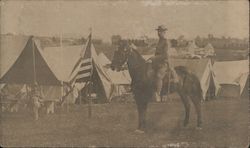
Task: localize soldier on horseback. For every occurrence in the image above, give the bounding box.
[111,29,203,130]
[148,25,169,102]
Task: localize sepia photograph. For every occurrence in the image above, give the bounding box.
[0,0,249,147]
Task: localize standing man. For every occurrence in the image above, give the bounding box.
[30,82,43,120]
[150,25,169,102]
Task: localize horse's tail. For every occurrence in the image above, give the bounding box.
[174,66,203,100]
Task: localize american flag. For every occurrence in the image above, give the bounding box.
[71,33,93,84]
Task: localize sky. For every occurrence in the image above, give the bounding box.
[1,0,249,42]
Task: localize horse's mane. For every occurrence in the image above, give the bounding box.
[131,49,146,64]
[128,48,150,86]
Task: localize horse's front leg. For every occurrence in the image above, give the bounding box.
[135,99,146,133]
[141,101,148,130]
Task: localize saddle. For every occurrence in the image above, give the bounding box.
[145,62,179,84]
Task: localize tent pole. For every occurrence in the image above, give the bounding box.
[79,88,82,105]
[31,37,37,84]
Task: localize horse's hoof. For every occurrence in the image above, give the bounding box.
[195,127,202,130]
[134,129,145,134]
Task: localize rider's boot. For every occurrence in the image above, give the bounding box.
[153,92,161,102]
[154,77,163,102]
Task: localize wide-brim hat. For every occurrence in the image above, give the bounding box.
[156,25,167,32]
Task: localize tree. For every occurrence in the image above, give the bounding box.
[170,39,178,47]
[111,35,122,45]
[208,34,214,39]
[177,35,185,41]
[195,35,202,47]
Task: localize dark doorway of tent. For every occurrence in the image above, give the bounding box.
[75,65,107,104]
[206,73,217,101]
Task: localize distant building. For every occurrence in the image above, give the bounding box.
[111,35,122,45]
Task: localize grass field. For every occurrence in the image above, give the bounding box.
[1,96,249,147]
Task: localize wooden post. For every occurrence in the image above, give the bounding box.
[88,82,92,118]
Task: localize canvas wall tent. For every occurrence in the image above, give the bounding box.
[69,44,115,102]
[240,75,249,98]
[142,55,220,100]
[1,36,112,103]
[42,45,88,103]
[0,84,27,111]
[204,43,215,56]
[0,84,25,98]
[43,45,83,82]
[98,52,111,66]
[0,84,66,102]
[98,53,131,85]
[213,60,249,98]
[0,84,5,91]
[0,35,61,85]
[43,44,126,102]
[98,53,131,97]
[186,41,199,54]
[0,35,79,102]
[217,84,241,98]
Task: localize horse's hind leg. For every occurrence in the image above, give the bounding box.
[135,100,147,132]
[179,93,190,127]
[190,95,202,128]
[140,101,148,130]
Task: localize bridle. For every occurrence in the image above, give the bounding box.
[114,45,133,71]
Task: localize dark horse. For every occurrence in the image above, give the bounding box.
[111,42,203,133]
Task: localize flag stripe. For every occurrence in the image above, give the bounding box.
[75,77,91,83]
[81,61,92,67]
[71,33,92,84]
[81,58,92,63]
[78,65,92,71]
[76,72,91,79]
[77,69,92,75]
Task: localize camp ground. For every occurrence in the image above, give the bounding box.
[0,35,248,147]
[1,1,249,147]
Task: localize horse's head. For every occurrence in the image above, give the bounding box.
[111,40,135,71]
